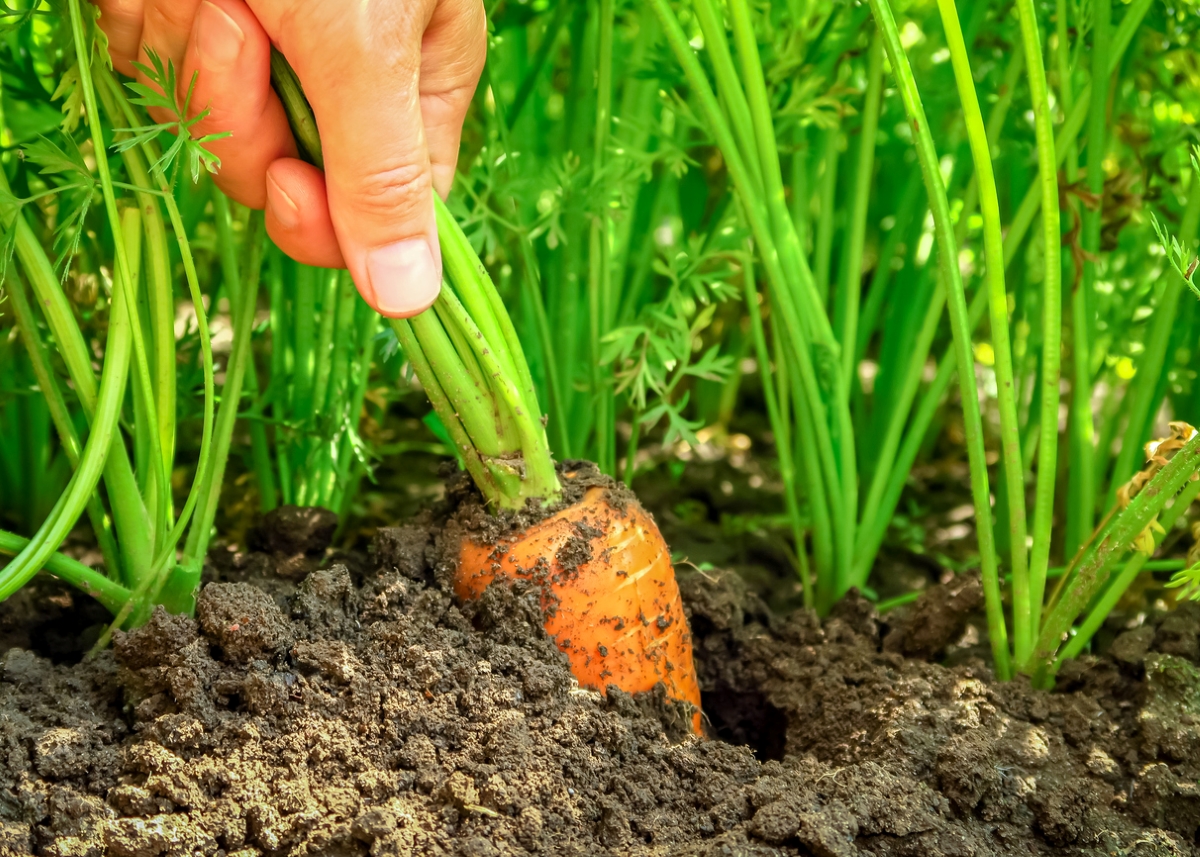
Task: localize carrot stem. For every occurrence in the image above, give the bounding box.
[270,55,560,509]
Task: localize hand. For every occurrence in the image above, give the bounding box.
[94,0,488,317]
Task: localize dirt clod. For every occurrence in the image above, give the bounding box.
[245,505,339,579]
[1110,625,1157,666]
[195,582,291,663]
[249,505,338,556]
[883,571,983,660]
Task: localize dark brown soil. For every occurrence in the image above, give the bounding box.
[3,497,1200,855]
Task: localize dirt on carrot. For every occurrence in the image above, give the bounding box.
[454,466,701,734]
[3,495,1200,855]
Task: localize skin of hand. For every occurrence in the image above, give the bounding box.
[92,0,487,318]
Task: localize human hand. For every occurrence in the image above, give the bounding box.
[93,0,487,317]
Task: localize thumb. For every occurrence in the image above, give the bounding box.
[254,1,445,316]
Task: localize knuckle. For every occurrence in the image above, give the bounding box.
[420,0,487,102]
[144,0,198,34]
[421,84,474,119]
[350,160,431,221]
[96,0,144,31]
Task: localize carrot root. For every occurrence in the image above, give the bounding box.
[456,486,703,734]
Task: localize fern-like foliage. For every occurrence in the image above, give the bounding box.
[1150,146,1200,302]
[601,227,739,447]
[0,1,46,33]
[114,48,230,184]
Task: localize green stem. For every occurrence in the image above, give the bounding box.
[271,48,322,167]
[936,0,1030,667]
[672,0,847,600]
[850,0,1150,590]
[1054,0,1077,179]
[94,68,177,483]
[5,198,152,587]
[588,0,616,475]
[956,44,1025,251]
[66,5,170,558]
[854,171,923,366]
[868,0,1011,679]
[854,288,990,583]
[117,206,170,537]
[330,305,378,513]
[212,190,277,511]
[813,125,840,305]
[0,529,130,614]
[507,1,571,127]
[789,131,809,250]
[92,62,218,583]
[0,225,134,602]
[1014,0,1063,668]
[267,251,293,505]
[417,302,512,458]
[441,285,559,501]
[1057,476,1200,667]
[728,0,829,336]
[517,231,570,457]
[479,60,571,458]
[292,264,318,426]
[771,309,832,590]
[856,271,946,578]
[836,33,883,390]
[744,248,813,610]
[309,271,342,447]
[318,274,366,508]
[1001,0,1153,272]
[1065,0,1110,563]
[390,317,498,498]
[173,212,266,609]
[1032,432,1200,681]
[4,268,121,577]
[13,6,157,589]
[726,0,854,587]
[435,197,542,445]
[692,0,765,194]
[789,355,834,607]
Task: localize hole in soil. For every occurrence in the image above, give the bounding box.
[1,583,110,665]
[28,614,105,664]
[702,687,787,761]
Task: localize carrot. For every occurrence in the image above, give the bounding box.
[270,60,703,734]
[457,483,703,734]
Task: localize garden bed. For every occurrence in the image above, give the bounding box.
[2,486,1199,857]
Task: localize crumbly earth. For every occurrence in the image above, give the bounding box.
[2,501,1200,855]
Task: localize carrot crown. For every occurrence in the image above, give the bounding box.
[271,55,561,510]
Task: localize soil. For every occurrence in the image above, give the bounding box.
[4,477,1200,855]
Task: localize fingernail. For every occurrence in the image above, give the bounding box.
[367,238,442,317]
[266,174,299,229]
[196,1,244,70]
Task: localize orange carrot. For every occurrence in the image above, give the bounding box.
[456,484,703,734]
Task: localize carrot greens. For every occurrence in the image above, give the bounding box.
[271,56,561,512]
